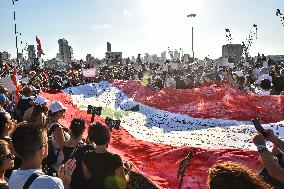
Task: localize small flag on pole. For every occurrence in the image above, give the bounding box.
[12,66,21,102]
[36,36,45,57]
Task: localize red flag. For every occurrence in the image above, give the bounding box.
[12,67,21,102]
[36,36,45,57]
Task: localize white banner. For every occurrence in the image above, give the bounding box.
[82,68,97,78]
[0,77,16,93]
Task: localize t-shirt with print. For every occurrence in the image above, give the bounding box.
[8,169,64,189]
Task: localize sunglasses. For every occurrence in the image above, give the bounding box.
[2,153,15,160]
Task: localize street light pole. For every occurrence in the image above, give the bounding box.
[192,26,194,59]
[12,0,19,64]
[187,14,196,59]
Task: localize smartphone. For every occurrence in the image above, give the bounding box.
[252,118,267,137]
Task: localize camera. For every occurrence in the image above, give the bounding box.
[87,105,102,116]
[105,117,120,131]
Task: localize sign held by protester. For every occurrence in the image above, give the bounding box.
[82,68,97,78]
[0,77,16,92]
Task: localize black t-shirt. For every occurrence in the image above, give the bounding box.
[82,151,123,189]
[69,145,94,189]
[273,76,284,94]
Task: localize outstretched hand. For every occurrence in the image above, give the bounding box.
[58,159,76,188]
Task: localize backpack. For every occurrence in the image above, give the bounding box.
[42,123,60,167]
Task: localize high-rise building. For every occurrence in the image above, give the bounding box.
[86,54,92,62]
[58,38,73,64]
[0,51,11,66]
[27,45,36,60]
[161,51,166,62]
[107,42,111,52]
[222,44,243,62]
[151,54,158,62]
[174,50,180,60]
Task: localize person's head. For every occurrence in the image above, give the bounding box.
[88,122,110,146]
[237,76,246,87]
[208,162,272,189]
[0,112,13,138]
[260,79,272,90]
[30,96,49,124]
[82,149,124,188]
[0,87,8,96]
[0,94,7,108]
[70,118,85,139]
[11,124,48,162]
[22,86,33,97]
[48,101,67,120]
[0,140,14,172]
[30,105,47,125]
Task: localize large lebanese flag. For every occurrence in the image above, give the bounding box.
[42,81,284,189]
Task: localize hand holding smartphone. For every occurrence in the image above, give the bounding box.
[252,118,267,138]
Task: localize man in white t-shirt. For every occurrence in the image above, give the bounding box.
[9,124,75,189]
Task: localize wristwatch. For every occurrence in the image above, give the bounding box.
[256,145,267,152]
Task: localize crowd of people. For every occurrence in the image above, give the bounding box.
[0,53,283,188]
[0,96,133,189]
[1,53,283,96]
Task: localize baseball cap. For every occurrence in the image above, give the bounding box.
[34,96,49,105]
[232,71,244,77]
[0,94,7,102]
[49,101,67,113]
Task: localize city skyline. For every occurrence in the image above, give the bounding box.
[0,0,283,60]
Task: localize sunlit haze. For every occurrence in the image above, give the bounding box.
[0,0,283,60]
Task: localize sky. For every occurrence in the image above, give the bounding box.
[0,0,283,60]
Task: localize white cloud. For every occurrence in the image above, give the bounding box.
[92,24,112,30]
[123,9,131,16]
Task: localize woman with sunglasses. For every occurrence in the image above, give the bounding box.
[0,140,15,189]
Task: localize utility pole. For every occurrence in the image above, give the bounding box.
[187,14,197,59]
[12,0,19,65]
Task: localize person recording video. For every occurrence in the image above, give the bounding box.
[252,129,284,188]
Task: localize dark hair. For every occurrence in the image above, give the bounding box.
[260,79,272,90]
[22,86,32,96]
[70,118,85,138]
[81,151,122,188]
[0,112,9,137]
[0,140,9,165]
[12,124,46,160]
[48,109,65,119]
[208,162,272,189]
[88,122,110,146]
[30,104,48,123]
[237,76,246,85]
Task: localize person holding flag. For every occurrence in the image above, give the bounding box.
[36,36,45,58]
